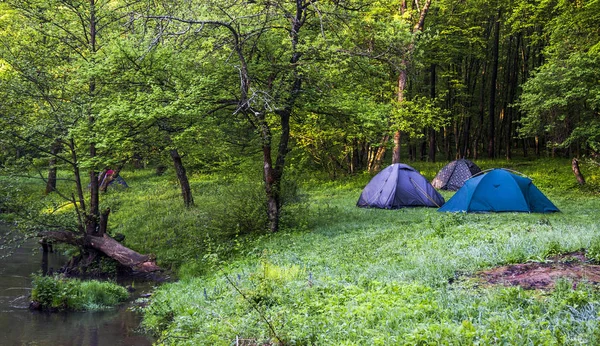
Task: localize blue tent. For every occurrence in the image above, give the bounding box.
[357,163,445,209]
[438,169,559,213]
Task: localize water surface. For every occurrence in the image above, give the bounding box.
[0,222,153,346]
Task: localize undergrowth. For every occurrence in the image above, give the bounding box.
[31,274,129,311]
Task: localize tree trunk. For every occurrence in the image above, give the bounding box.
[351,139,359,173]
[475,61,487,160]
[428,64,436,162]
[461,116,471,159]
[86,161,99,236]
[40,205,161,274]
[260,119,280,233]
[410,144,417,161]
[520,35,529,158]
[260,1,305,233]
[393,65,407,164]
[86,0,99,236]
[506,35,520,161]
[170,149,194,208]
[392,129,402,164]
[488,12,500,159]
[370,135,389,172]
[45,157,57,195]
[40,210,160,274]
[444,126,451,161]
[260,80,295,234]
[572,158,586,185]
[98,208,110,236]
[428,130,436,162]
[454,120,460,159]
[392,0,432,164]
[45,140,61,194]
[68,138,86,217]
[420,133,427,161]
[86,234,160,272]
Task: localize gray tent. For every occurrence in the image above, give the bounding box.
[357,163,445,209]
[431,159,481,191]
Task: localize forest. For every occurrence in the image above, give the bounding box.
[1,0,600,344]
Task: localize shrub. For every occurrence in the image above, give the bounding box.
[31,275,60,308]
[31,274,128,311]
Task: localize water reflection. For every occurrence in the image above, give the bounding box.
[0,223,153,346]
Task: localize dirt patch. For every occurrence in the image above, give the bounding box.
[477,252,600,289]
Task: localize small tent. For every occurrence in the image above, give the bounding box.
[438,169,559,213]
[357,163,445,209]
[99,169,129,189]
[109,175,129,188]
[431,159,481,191]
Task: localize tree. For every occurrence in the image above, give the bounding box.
[519,0,600,158]
[0,0,160,274]
[142,0,368,232]
[391,0,433,164]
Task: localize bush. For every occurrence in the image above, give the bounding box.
[31,274,129,311]
[31,275,60,308]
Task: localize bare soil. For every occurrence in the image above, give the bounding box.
[477,251,600,289]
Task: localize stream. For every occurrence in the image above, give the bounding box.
[0,222,154,346]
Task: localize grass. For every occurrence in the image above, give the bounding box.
[130,158,600,344]
[4,157,600,343]
[31,274,129,311]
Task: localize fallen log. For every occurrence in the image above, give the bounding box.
[86,234,160,272]
[39,230,83,247]
[39,230,161,273]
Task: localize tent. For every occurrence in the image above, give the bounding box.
[109,175,129,188]
[431,159,481,191]
[99,170,129,189]
[438,169,559,213]
[357,163,445,209]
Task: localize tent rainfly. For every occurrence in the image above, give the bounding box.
[357,163,445,209]
[431,159,481,191]
[438,169,559,213]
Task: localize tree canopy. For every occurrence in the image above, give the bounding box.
[1,0,599,237]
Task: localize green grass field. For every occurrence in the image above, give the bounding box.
[124,158,600,345]
[4,158,600,344]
